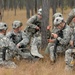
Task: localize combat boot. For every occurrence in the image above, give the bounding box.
[50,59,56,65]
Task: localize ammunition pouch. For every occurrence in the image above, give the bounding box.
[28,26,40,35]
[27,26,34,33]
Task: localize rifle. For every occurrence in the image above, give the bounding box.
[2,47,8,60]
[53,30,63,61]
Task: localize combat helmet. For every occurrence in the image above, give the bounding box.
[12,20,22,29]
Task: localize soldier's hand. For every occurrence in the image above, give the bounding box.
[16,44,20,48]
[36,26,40,30]
[52,33,58,38]
[70,40,74,47]
[47,25,51,30]
[48,39,54,43]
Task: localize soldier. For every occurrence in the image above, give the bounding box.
[48,17,72,63]
[6,20,32,59]
[0,22,17,67]
[65,18,75,70]
[25,8,42,36]
[24,8,42,45]
[65,36,74,70]
[6,20,29,48]
[52,12,63,28]
[45,12,63,54]
[25,8,43,58]
[62,9,75,70]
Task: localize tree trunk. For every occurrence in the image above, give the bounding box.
[41,0,49,48]
[35,0,37,13]
[25,0,31,19]
[73,0,75,7]
[37,0,42,9]
[0,0,3,21]
[52,0,57,14]
[14,0,17,16]
[30,0,35,16]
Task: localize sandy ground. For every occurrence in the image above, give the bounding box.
[0,8,75,75]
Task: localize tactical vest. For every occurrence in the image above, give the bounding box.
[32,16,41,28]
[32,16,41,34]
[10,31,23,45]
[26,16,41,35]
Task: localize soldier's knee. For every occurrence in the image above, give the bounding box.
[49,46,54,52]
[65,49,72,55]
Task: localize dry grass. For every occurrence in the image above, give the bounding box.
[0,56,75,75]
[0,8,75,75]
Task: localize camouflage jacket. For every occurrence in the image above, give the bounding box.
[66,8,75,25]
[6,30,30,46]
[25,15,41,35]
[26,15,41,28]
[0,33,16,50]
[57,25,72,46]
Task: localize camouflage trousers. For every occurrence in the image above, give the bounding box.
[5,50,16,60]
[6,48,33,60]
[31,35,43,58]
[49,45,65,61]
[45,43,54,54]
[65,49,74,68]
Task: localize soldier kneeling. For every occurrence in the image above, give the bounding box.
[0,22,17,68]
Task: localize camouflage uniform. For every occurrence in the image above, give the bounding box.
[31,32,43,58]
[45,12,63,54]
[6,21,32,59]
[26,15,41,32]
[0,22,16,64]
[25,9,43,58]
[65,20,75,70]
[65,49,74,70]
[45,27,59,54]
[66,8,75,25]
[49,17,72,62]
[6,30,30,48]
[6,21,30,47]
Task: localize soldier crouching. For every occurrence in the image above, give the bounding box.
[6,20,33,60]
[25,8,44,60]
[65,33,75,70]
[0,22,17,68]
[48,17,72,64]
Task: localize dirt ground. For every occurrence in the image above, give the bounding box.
[0,8,75,75]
